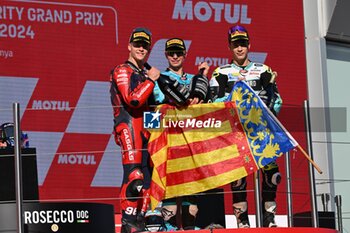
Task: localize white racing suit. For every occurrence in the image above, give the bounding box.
[210,61,282,228]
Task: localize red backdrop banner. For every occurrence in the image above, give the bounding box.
[0,0,309,214]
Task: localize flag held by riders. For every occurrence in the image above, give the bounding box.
[148,81,297,209]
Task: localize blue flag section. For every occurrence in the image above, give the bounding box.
[229,81,298,168]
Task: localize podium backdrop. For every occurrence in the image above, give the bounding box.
[0,148,39,201]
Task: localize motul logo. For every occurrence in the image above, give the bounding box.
[172,0,251,24]
[58,154,97,165]
[32,100,71,111]
[195,57,229,67]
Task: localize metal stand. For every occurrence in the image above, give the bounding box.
[303,100,319,228]
[13,103,24,233]
[321,193,330,212]
[254,171,262,227]
[335,195,343,233]
[285,151,293,227]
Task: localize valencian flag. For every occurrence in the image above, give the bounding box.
[148,81,298,209]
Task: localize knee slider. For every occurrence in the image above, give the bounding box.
[271,172,281,186]
[126,169,144,199]
[264,172,281,187]
[263,162,281,187]
[231,178,246,190]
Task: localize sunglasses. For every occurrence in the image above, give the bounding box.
[231,40,249,48]
[166,51,185,57]
[132,41,150,50]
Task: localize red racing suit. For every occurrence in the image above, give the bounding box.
[110,61,155,223]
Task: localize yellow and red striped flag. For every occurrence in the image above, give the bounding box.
[148,101,258,209]
[148,81,298,209]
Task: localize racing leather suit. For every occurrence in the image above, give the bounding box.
[210,61,282,227]
[153,69,199,230]
[110,61,155,225]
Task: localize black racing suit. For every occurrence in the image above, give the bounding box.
[210,61,282,227]
[153,69,199,230]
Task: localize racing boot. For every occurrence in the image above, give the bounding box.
[263,201,277,227]
[233,201,250,228]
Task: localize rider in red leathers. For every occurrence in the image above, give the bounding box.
[110,27,160,233]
